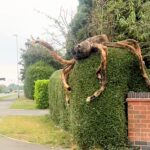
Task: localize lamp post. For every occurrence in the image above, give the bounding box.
[13,34,20,99]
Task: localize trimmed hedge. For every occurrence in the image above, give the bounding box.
[48,49,149,149]
[48,70,69,130]
[34,80,49,109]
[24,61,55,99]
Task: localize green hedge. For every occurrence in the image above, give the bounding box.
[34,80,49,109]
[24,61,55,99]
[48,49,149,149]
[48,70,69,130]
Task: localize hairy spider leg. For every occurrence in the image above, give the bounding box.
[86,44,108,102]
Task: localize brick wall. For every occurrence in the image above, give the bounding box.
[127,92,150,150]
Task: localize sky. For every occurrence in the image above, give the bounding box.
[0,0,78,85]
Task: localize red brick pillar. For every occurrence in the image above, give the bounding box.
[127,92,150,150]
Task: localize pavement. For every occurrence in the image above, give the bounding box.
[0,136,54,150]
[0,95,67,150]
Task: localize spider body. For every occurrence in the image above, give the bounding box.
[73,34,109,60]
[32,34,150,104]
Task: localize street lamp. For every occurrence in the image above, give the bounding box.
[13,34,20,98]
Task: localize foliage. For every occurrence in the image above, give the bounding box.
[67,0,150,60]
[20,41,61,80]
[34,80,49,109]
[0,83,22,93]
[48,70,69,130]
[71,0,92,41]
[24,61,55,99]
[48,49,149,149]
[90,0,150,58]
[65,0,92,58]
[0,84,7,93]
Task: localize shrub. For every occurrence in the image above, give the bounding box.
[34,80,49,109]
[48,70,69,130]
[24,61,55,99]
[48,48,149,149]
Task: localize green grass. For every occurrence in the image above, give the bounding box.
[0,116,73,148]
[0,93,17,101]
[10,97,37,110]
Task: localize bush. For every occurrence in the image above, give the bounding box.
[24,61,55,99]
[48,49,149,149]
[34,80,49,109]
[48,70,69,130]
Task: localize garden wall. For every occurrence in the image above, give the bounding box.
[127,92,150,150]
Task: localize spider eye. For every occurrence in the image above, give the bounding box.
[77,44,81,48]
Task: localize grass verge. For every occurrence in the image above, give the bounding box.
[0,93,17,101]
[0,116,72,148]
[10,97,37,109]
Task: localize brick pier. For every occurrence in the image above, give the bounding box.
[127,92,150,150]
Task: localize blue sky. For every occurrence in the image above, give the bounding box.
[0,0,78,85]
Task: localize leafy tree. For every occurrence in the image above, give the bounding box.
[7,84,18,92]
[90,0,150,49]
[65,0,92,58]
[72,0,149,67]
[0,85,7,93]
[24,61,55,99]
[20,40,62,80]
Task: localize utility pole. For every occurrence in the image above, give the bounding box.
[13,34,20,99]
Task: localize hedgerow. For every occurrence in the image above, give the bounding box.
[48,70,69,130]
[24,61,55,99]
[48,48,149,149]
[34,80,49,109]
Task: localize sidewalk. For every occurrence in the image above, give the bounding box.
[0,136,66,150]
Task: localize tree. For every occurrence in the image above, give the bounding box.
[7,84,18,92]
[0,85,7,93]
[90,0,150,48]
[65,0,92,58]
[20,40,61,80]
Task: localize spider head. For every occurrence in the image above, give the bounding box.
[73,41,92,60]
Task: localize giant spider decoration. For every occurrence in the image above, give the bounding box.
[32,34,150,104]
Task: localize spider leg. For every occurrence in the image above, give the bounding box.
[96,64,102,81]
[32,38,75,65]
[86,44,108,102]
[61,63,75,104]
[105,40,150,88]
[31,38,76,104]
